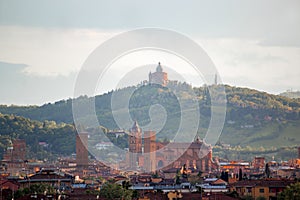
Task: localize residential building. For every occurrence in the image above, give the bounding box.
[19,169,73,189]
[230,179,296,200]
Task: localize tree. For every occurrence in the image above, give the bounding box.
[175,169,181,184]
[100,182,132,200]
[265,163,271,178]
[220,171,229,182]
[122,180,131,190]
[197,170,203,177]
[239,168,243,181]
[14,184,55,199]
[221,171,225,181]
[277,182,300,200]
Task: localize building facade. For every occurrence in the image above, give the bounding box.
[252,157,265,172]
[156,139,213,172]
[127,121,214,173]
[149,62,168,86]
[230,179,296,200]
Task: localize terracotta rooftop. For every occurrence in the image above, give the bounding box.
[231,179,296,188]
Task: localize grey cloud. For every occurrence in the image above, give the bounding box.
[1,0,300,46]
[0,61,76,105]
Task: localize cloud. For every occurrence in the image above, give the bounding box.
[199,38,300,93]
[0,25,299,105]
[1,1,300,47]
[0,26,118,76]
[0,61,77,105]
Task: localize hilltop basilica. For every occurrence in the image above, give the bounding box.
[148,62,169,86]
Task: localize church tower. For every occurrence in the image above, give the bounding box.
[128,121,142,169]
[144,131,156,172]
[76,132,89,168]
[214,73,218,85]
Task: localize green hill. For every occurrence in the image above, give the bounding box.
[0,113,76,160]
[0,83,299,160]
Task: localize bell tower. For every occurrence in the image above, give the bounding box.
[128,121,142,169]
[144,130,156,172]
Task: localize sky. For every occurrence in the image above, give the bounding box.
[0,0,300,105]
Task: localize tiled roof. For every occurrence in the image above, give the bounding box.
[231,179,296,188]
[18,170,72,183]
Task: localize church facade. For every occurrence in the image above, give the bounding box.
[148,62,168,86]
[127,121,215,173]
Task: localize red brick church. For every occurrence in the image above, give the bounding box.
[128,121,216,173]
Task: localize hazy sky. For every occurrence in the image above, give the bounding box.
[0,0,300,105]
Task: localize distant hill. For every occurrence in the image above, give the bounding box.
[279,90,300,99]
[0,83,299,153]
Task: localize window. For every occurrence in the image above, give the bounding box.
[269,188,277,193]
[259,188,264,193]
[246,187,252,193]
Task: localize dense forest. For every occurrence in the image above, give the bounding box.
[0,83,299,161]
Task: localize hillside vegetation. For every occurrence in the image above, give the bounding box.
[0,83,299,160]
[0,113,76,160]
